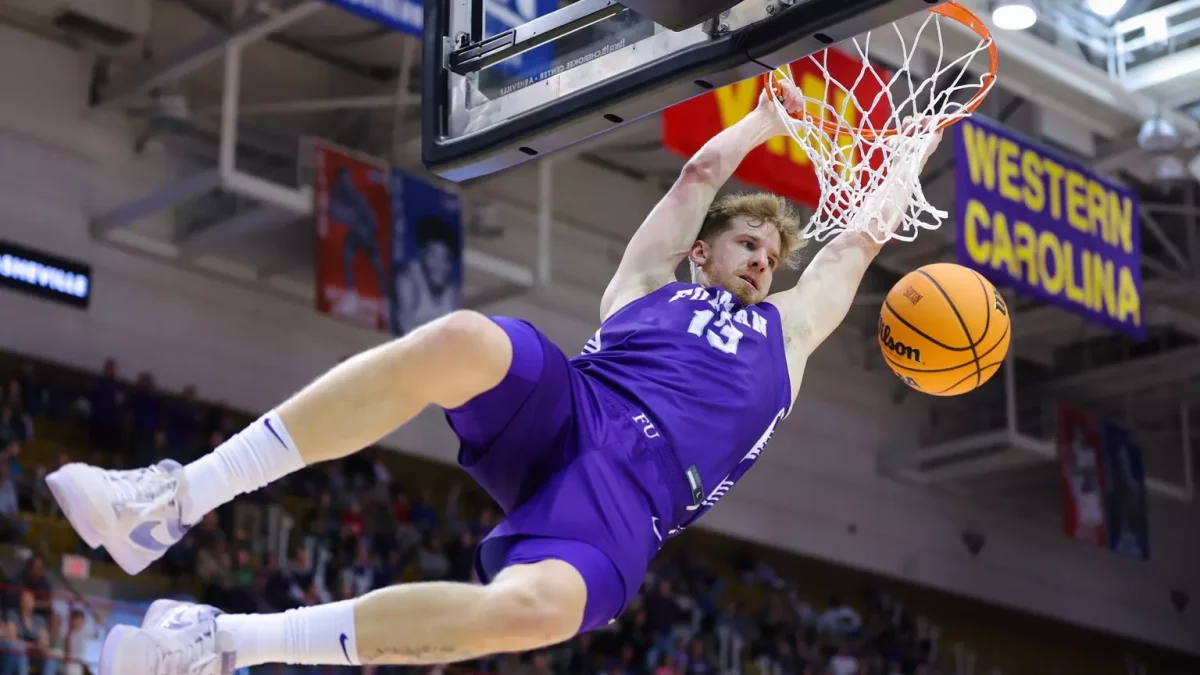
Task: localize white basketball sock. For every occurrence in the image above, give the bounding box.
[217,601,360,668]
[181,410,306,525]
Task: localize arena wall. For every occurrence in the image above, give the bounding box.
[0,24,1196,654]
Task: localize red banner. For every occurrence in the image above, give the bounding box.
[661,48,892,210]
[313,142,393,332]
[1056,403,1110,548]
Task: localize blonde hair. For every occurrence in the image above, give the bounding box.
[697,192,807,269]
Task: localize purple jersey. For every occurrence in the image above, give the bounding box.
[572,282,792,538]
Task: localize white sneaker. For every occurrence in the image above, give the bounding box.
[101,601,235,675]
[45,460,193,575]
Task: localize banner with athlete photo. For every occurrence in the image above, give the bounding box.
[1056,404,1109,549]
[954,114,1143,340]
[388,172,464,336]
[313,142,393,332]
[1100,422,1150,561]
[661,48,893,211]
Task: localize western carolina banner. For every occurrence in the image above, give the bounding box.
[389,171,464,336]
[662,48,892,211]
[955,115,1143,339]
[1056,404,1109,549]
[1100,422,1151,561]
[314,142,393,332]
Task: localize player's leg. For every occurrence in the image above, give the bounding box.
[46,309,513,575]
[100,558,589,675]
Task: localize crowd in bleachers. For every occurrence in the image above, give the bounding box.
[1,353,1189,675]
[0,354,946,675]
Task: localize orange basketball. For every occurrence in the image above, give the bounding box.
[879,262,1011,396]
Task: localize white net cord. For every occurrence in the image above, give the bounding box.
[769,10,995,244]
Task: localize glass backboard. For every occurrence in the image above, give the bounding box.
[422,0,951,182]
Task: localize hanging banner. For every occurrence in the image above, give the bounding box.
[389,172,464,336]
[1056,404,1109,549]
[313,142,393,332]
[661,48,892,211]
[1100,422,1151,561]
[954,115,1144,340]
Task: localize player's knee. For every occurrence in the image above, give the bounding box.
[417,310,512,407]
[474,578,580,653]
[426,310,494,349]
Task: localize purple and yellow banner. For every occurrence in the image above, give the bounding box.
[954,115,1143,340]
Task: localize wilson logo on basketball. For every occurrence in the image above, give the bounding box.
[878,319,922,363]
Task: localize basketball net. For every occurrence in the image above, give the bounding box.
[767,2,997,244]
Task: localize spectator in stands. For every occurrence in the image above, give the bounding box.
[164,385,202,459]
[446,529,475,582]
[342,541,375,597]
[340,498,366,539]
[41,611,62,675]
[830,642,860,675]
[0,462,26,544]
[143,429,171,467]
[15,558,50,623]
[6,378,34,421]
[417,535,449,581]
[27,466,52,517]
[409,487,438,535]
[62,609,86,675]
[196,535,233,596]
[128,372,162,457]
[161,529,197,590]
[1,590,46,675]
[191,512,226,552]
[821,594,863,638]
[86,358,124,455]
[0,407,28,447]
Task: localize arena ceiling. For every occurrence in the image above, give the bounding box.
[0,0,1195,514]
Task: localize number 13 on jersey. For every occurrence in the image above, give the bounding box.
[688,310,743,354]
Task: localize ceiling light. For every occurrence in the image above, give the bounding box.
[1153,155,1187,183]
[992,1,1038,31]
[1138,116,1181,152]
[1086,0,1127,18]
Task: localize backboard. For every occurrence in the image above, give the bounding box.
[422,0,951,182]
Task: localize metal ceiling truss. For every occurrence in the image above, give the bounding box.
[88,0,541,291]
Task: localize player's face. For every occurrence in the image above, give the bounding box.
[421,241,455,289]
[691,217,781,304]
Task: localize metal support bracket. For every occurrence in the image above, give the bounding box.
[447,0,624,75]
[93,0,324,109]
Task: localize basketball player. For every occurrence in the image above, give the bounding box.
[393,215,462,336]
[330,166,387,320]
[45,79,942,675]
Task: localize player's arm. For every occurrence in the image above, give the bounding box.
[772,230,886,354]
[769,123,943,354]
[600,92,789,320]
